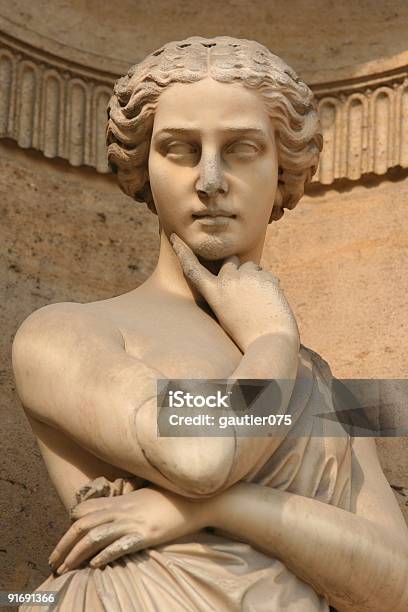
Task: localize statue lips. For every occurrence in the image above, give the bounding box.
[192,209,236,228]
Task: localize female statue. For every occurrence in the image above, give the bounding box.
[12,36,408,611]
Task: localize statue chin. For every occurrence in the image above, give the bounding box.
[189,235,237,263]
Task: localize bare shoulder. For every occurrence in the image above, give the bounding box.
[14,300,122,345]
[12,301,126,415]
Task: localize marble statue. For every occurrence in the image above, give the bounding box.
[12,36,408,611]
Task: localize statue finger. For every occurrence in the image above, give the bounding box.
[169,233,214,295]
[49,510,114,570]
[239,261,263,272]
[89,532,145,569]
[121,477,143,494]
[75,476,112,504]
[218,255,241,278]
[55,521,134,575]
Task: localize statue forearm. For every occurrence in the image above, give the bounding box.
[229,332,298,415]
[134,333,299,495]
[210,482,408,612]
[231,332,299,380]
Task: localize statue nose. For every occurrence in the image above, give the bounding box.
[195,154,228,197]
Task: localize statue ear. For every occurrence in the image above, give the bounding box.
[269,182,284,224]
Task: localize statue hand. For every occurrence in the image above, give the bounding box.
[48,486,212,573]
[73,476,142,507]
[170,233,299,352]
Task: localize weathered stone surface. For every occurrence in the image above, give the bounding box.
[1,2,408,182]
[1,0,407,79]
[263,171,408,380]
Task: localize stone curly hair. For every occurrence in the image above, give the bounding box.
[107,36,322,222]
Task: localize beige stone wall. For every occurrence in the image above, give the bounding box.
[1,139,407,594]
[2,2,408,182]
[1,0,408,77]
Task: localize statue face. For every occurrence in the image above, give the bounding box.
[148,77,279,260]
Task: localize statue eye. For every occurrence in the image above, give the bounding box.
[166,142,198,157]
[225,141,260,156]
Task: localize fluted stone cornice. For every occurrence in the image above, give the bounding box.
[1,18,407,184]
[313,67,408,184]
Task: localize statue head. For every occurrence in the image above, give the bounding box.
[107,36,322,224]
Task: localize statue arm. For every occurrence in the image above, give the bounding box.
[12,302,211,495]
[208,436,408,612]
[25,415,138,511]
[12,302,297,498]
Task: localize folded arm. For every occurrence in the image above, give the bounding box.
[12,302,298,498]
[207,436,408,612]
[46,433,408,612]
